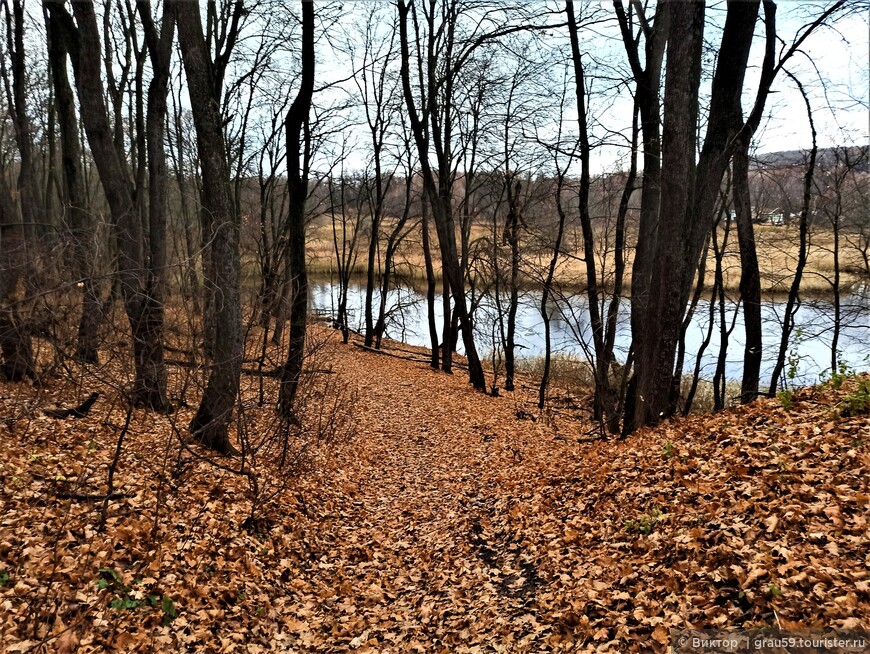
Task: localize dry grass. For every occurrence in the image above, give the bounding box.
[514,353,757,417]
[305,216,867,296]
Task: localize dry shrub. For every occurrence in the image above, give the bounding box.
[677,376,745,414]
[235,329,357,529]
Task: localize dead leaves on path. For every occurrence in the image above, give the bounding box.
[1,334,868,652]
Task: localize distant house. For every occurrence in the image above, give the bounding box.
[754,207,784,225]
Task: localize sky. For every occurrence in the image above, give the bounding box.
[753,2,869,153]
[578,0,870,172]
[299,0,869,177]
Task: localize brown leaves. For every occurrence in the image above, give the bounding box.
[1,336,869,652]
[55,630,79,654]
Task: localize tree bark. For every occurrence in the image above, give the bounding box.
[503,176,520,392]
[46,6,100,364]
[769,74,816,394]
[0,174,33,381]
[278,0,315,421]
[4,0,41,239]
[136,0,175,411]
[421,195,440,369]
[568,0,616,428]
[614,0,668,432]
[629,0,760,430]
[46,0,168,408]
[397,0,486,390]
[732,140,763,402]
[175,0,243,451]
[630,0,705,430]
[374,173,413,349]
[0,0,35,380]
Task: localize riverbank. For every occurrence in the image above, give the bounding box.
[305,220,869,298]
[308,279,870,387]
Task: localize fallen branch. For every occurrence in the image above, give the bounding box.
[42,392,100,419]
[164,358,333,377]
[55,490,132,501]
[353,342,431,365]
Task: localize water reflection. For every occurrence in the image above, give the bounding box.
[310,279,869,384]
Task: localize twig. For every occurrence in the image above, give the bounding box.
[99,406,133,531]
[55,491,131,501]
[42,392,100,419]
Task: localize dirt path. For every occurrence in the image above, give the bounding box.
[291,341,586,651]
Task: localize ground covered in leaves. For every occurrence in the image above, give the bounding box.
[1,328,868,652]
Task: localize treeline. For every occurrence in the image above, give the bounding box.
[0,0,867,444]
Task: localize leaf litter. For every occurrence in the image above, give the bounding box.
[0,328,868,652]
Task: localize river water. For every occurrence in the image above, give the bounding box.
[310,279,869,385]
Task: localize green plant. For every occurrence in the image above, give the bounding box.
[0,570,9,587]
[110,596,145,610]
[784,328,804,387]
[767,583,782,597]
[838,379,870,417]
[96,567,124,590]
[625,508,665,535]
[777,390,794,411]
[662,441,677,459]
[95,567,176,623]
[820,357,858,391]
[161,595,178,625]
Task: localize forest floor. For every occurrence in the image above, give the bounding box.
[1,326,869,653]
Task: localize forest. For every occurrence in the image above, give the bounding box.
[0,0,868,652]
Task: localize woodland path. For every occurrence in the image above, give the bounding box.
[1,330,867,653]
[290,340,589,650]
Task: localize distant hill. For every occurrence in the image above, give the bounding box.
[752,145,870,171]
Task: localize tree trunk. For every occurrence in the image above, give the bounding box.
[46,8,101,364]
[0,174,34,381]
[440,274,452,373]
[504,176,520,392]
[614,0,668,430]
[47,0,168,408]
[568,0,614,426]
[712,212,733,411]
[278,0,314,421]
[5,0,41,240]
[630,0,705,429]
[630,0,759,430]
[175,0,242,451]
[374,174,413,349]
[397,0,485,390]
[421,196,440,370]
[732,139,763,402]
[0,0,35,380]
[136,0,175,411]
[539,173,568,409]
[363,173,381,348]
[769,75,816,395]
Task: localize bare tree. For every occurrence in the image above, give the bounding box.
[768,73,816,395]
[174,0,244,451]
[0,0,36,380]
[45,0,169,408]
[278,0,314,421]
[45,1,101,364]
[626,0,704,430]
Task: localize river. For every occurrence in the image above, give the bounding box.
[309,279,869,385]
